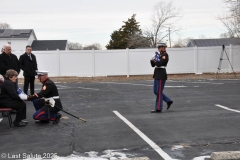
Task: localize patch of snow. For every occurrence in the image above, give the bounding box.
[192,156,210,160]
[24,149,135,160]
[171,145,184,151]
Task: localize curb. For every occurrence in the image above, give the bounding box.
[211,151,240,160]
[122,157,150,160]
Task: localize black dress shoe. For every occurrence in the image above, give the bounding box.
[35,120,50,123]
[21,120,28,124]
[167,101,173,110]
[14,120,28,124]
[151,110,161,113]
[53,113,62,124]
[13,121,27,127]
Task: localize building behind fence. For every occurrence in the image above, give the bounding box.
[13,45,240,78]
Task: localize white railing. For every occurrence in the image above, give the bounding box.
[13,45,240,78]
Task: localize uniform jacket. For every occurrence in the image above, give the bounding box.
[0,78,22,104]
[19,53,38,76]
[0,52,20,75]
[150,51,169,80]
[29,78,63,112]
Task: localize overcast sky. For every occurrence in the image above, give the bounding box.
[1,0,227,49]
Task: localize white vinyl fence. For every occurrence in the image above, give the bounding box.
[13,45,240,78]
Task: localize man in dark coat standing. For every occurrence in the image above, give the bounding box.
[0,44,20,93]
[150,43,173,113]
[19,45,38,95]
[0,44,20,78]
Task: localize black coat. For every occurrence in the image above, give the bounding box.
[150,51,169,80]
[0,79,22,104]
[19,53,38,76]
[0,52,20,75]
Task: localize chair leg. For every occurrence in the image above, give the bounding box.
[7,112,12,129]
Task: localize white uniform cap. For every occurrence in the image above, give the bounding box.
[36,70,49,76]
[157,43,167,48]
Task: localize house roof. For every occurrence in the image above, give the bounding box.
[31,40,68,51]
[0,29,36,39]
[187,38,240,47]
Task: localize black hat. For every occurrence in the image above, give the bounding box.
[157,43,167,48]
[36,70,48,76]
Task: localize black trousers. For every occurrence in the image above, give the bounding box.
[23,76,35,95]
[0,101,26,122]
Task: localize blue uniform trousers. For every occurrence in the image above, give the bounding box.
[33,99,57,121]
[154,79,171,111]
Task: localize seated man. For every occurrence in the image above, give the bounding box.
[0,70,27,127]
[27,71,62,123]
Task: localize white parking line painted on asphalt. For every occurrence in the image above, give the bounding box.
[165,86,187,88]
[215,104,240,113]
[78,87,99,91]
[113,111,174,160]
[35,87,70,90]
[56,85,71,88]
[99,82,188,88]
[99,82,153,86]
[168,80,223,85]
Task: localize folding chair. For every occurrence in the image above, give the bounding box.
[0,108,13,128]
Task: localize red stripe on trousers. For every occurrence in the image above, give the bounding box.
[158,80,162,110]
[36,111,45,119]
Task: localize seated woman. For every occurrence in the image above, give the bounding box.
[0,69,27,127]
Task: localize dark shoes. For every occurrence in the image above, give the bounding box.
[167,101,173,110]
[35,120,50,123]
[21,120,28,124]
[53,113,62,124]
[151,110,161,113]
[13,121,27,127]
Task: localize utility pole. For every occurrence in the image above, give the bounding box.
[167,28,171,48]
[238,0,240,27]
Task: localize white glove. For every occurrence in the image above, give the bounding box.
[19,93,28,100]
[45,97,55,107]
[151,54,155,60]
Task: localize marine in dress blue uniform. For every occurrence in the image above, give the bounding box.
[27,71,62,123]
[150,43,173,113]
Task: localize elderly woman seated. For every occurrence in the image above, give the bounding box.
[0,69,27,127]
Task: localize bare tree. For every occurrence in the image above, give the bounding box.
[144,1,181,48]
[217,0,240,38]
[68,42,83,50]
[172,37,191,48]
[83,43,102,50]
[127,33,151,48]
[198,34,207,39]
[0,22,11,29]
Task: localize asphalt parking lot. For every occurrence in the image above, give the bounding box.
[1,79,240,160]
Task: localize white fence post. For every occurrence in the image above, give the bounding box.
[126,48,129,77]
[229,44,233,73]
[92,48,95,77]
[194,46,198,74]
